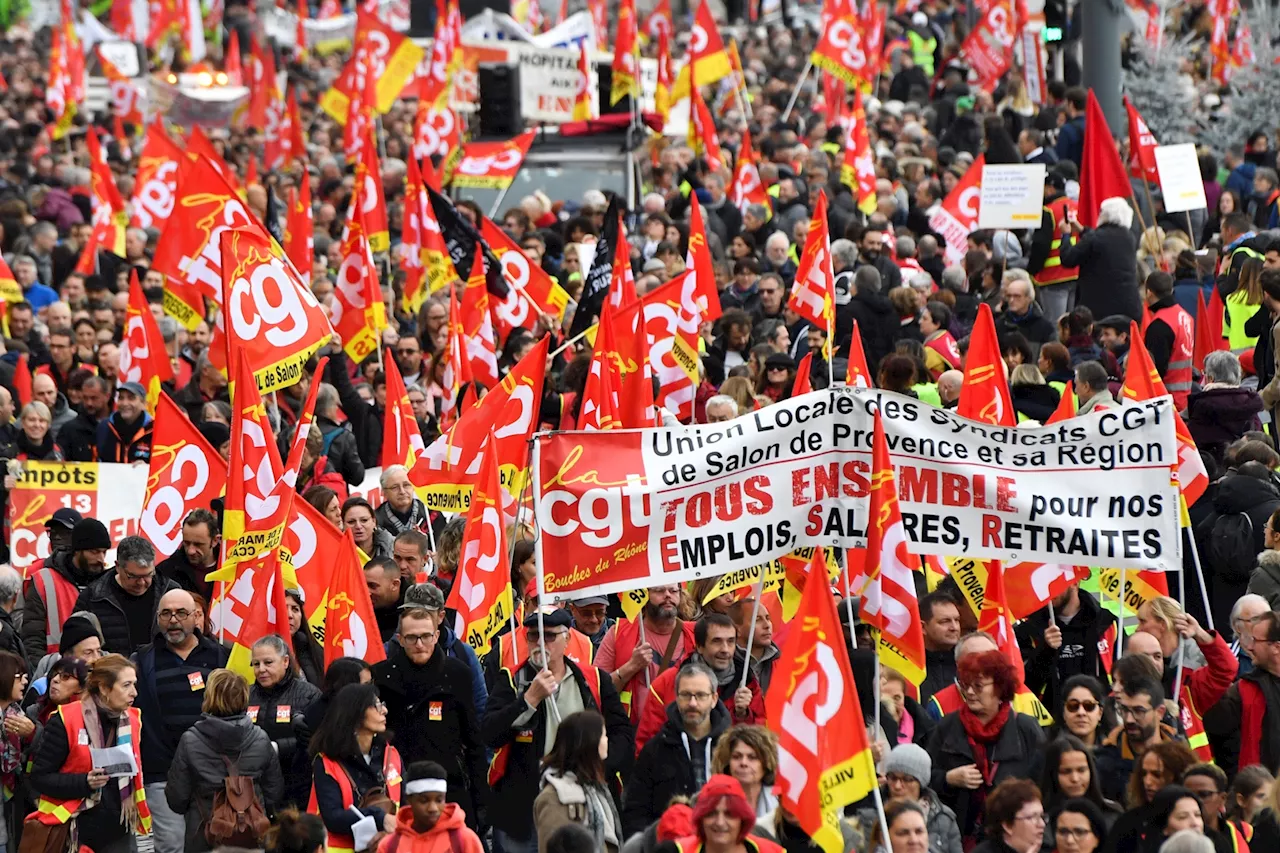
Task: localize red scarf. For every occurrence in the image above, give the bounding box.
[958,701,1012,845]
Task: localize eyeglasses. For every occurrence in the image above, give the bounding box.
[885,773,918,786]
[121,570,155,583]
[372,699,387,712]
[159,609,193,622]
[1116,704,1153,719]
[957,678,994,695]
[402,632,438,646]
[1055,828,1095,840]
[1014,812,1046,824]
[1065,699,1099,713]
[677,691,714,703]
[526,630,567,642]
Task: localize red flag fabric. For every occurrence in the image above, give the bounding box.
[381,349,427,470]
[140,393,228,557]
[845,321,872,388]
[792,352,813,397]
[1078,89,1133,229]
[12,354,30,408]
[787,191,836,355]
[978,559,1025,682]
[1193,290,1215,372]
[957,303,1015,426]
[321,530,387,666]
[578,302,623,430]
[1124,95,1159,184]
[729,127,770,215]
[285,182,314,287]
[929,155,984,264]
[1045,380,1077,424]
[119,270,175,411]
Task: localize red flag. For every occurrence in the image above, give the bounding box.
[957,303,1015,426]
[685,195,722,323]
[140,393,228,557]
[13,353,31,408]
[225,29,243,85]
[572,43,594,121]
[845,320,872,388]
[1124,95,1159,184]
[856,412,928,687]
[480,217,570,338]
[1045,380,1077,424]
[1079,89,1133,229]
[929,155,985,264]
[654,28,672,123]
[765,547,878,852]
[285,182,314,287]
[671,1,732,100]
[460,253,500,389]
[959,0,1016,92]
[608,213,638,310]
[579,302,623,431]
[444,432,514,655]
[119,270,175,411]
[978,559,1025,682]
[688,58,724,172]
[787,191,836,355]
[640,0,671,43]
[332,183,388,364]
[613,297,657,428]
[1122,321,1209,505]
[381,349,427,470]
[129,122,183,232]
[729,127,770,215]
[1193,290,1214,372]
[610,0,639,104]
[438,286,470,425]
[810,12,873,88]
[792,352,813,397]
[321,530,387,666]
[839,89,877,215]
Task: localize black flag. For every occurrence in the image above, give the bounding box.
[568,194,622,338]
[426,185,508,299]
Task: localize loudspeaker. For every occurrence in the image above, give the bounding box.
[477,64,522,138]
[594,64,635,117]
[459,0,510,19]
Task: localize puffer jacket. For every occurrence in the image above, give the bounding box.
[1196,471,1280,631]
[248,672,322,806]
[71,570,179,657]
[1184,386,1264,464]
[1248,549,1280,610]
[166,713,285,853]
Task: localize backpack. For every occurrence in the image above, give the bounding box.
[204,755,271,848]
[1207,511,1256,585]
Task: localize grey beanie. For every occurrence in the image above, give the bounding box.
[882,743,931,788]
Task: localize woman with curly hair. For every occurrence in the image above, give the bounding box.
[926,650,1046,845]
[711,725,779,818]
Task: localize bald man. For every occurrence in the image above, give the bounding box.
[133,588,228,853]
[31,373,73,434]
[938,370,963,408]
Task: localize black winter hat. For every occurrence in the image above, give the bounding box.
[71,519,110,552]
[59,615,102,655]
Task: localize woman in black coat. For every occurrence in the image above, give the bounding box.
[927,650,1046,846]
[167,669,284,852]
[1058,198,1143,324]
[247,635,321,806]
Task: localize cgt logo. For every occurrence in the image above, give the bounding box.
[776,640,845,799]
[538,441,650,550]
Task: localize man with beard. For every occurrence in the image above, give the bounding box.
[1016,579,1118,712]
[394,336,426,387]
[373,607,487,830]
[22,518,110,669]
[634,613,766,750]
[132,589,227,853]
[155,508,219,602]
[57,375,111,461]
[856,224,903,292]
[1094,674,1173,802]
[595,584,695,726]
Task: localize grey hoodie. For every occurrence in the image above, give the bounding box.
[1248,549,1280,610]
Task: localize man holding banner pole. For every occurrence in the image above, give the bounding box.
[594,584,694,725]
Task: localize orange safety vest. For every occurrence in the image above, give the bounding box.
[308,748,404,853]
[1033,196,1080,286]
[1178,683,1213,762]
[497,627,595,672]
[674,835,785,853]
[488,663,602,787]
[32,701,150,832]
[26,567,82,654]
[610,618,695,722]
[1150,302,1194,409]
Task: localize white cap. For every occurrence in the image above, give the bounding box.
[912,11,928,25]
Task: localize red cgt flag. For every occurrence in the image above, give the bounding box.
[845,320,872,388]
[130,121,183,233]
[578,301,623,430]
[140,393,228,558]
[480,217,570,338]
[792,351,814,397]
[321,530,387,666]
[978,559,1026,683]
[788,191,836,356]
[1079,89,1133,229]
[381,349,427,471]
[766,547,878,853]
[957,303,1015,426]
[118,270,174,412]
[1124,95,1160,184]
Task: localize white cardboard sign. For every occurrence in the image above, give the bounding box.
[1155,143,1208,213]
[978,163,1047,229]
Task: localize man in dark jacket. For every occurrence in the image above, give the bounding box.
[919,592,962,704]
[403,582,488,719]
[323,350,381,473]
[1203,610,1280,776]
[622,661,729,837]
[73,536,179,657]
[57,375,111,462]
[373,605,487,829]
[996,277,1058,349]
[376,466,431,538]
[0,566,26,664]
[154,508,219,603]
[484,609,633,852]
[1094,675,1176,802]
[132,588,228,853]
[96,382,153,463]
[22,518,110,669]
[1053,87,1087,166]
[1195,462,1280,632]
[170,352,230,423]
[1016,581,1117,712]
[841,266,898,369]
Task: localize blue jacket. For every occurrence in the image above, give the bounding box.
[1227,162,1258,202]
[1055,115,1086,166]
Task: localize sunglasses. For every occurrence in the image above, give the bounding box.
[1065,699,1099,713]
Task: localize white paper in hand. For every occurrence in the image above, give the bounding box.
[350,812,378,851]
[90,745,137,778]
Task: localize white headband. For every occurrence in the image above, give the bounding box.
[404,779,447,796]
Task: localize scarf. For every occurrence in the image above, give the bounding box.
[17,429,55,460]
[381,500,425,536]
[958,702,1011,843]
[693,652,737,689]
[0,703,23,799]
[80,695,146,835]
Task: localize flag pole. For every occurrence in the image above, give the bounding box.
[780,58,812,122]
[840,549,858,650]
[1185,518,1214,631]
[739,572,766,690]
[532,435,550,673]
[550,327,592,358]
[507,439,535,663]
[871,776,893,853]
[1114,564,1125,666]
[636,605,652,689]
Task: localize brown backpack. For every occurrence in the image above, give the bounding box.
[204,755,271,848]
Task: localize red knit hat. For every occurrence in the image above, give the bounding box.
[691,775,757,841]
[657,803,695,842]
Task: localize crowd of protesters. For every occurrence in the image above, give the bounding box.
[0,0,1278,850]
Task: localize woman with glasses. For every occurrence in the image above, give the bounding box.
[863,744,961,853]
[1053,676,1114,749]
[309,682,403,850]
[248,634,322,805]
[1051,799,1108,853]
[970,779,1045,853]
[1039,736,1121,848]
[927,650,1045,846]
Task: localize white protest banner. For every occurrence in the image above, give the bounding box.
[978,163,1046,229]
[1155,143,1208,213]
[532,388,1181,600]
[513,44,598,123]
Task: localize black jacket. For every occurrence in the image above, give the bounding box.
[171,377,229,424]
[622,701,731,838]
[21,549,102,669]
[1195,471,1280,632]
[920,649,958,705]
[311,738,397,840]
[156,550,216,603]
[483,657,633,841]
[372,643,486,826]
[995,303,1058,348]
[167,713,285,852]
[1058,226,1143,324]
[1185,387,1263,464]
[0,606,26,666]
[96,411,153,464]
[1016,589,1117,712]
[840,288,898,370]
[325,351,382,472]
[1011,383,1061,422]
[1204,669,1280,776]
[72,569,180,657]
[248,671,321,806]
[132,631,229,781]
[57,409,103,462]
[927,708,1046,838]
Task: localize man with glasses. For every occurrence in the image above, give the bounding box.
[1095,676,1172,802]
[1227,594,1271,677]
[131,589,227,853]
[996,275,1057,349]
[377,466,433,540]
[622,660,729,837]
[73,535,179,657]
[1206,610,1280,775]
[393,336,425,387]
[373,606,487,831]
[1017,579,1118,713]
[484,609,632,853]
